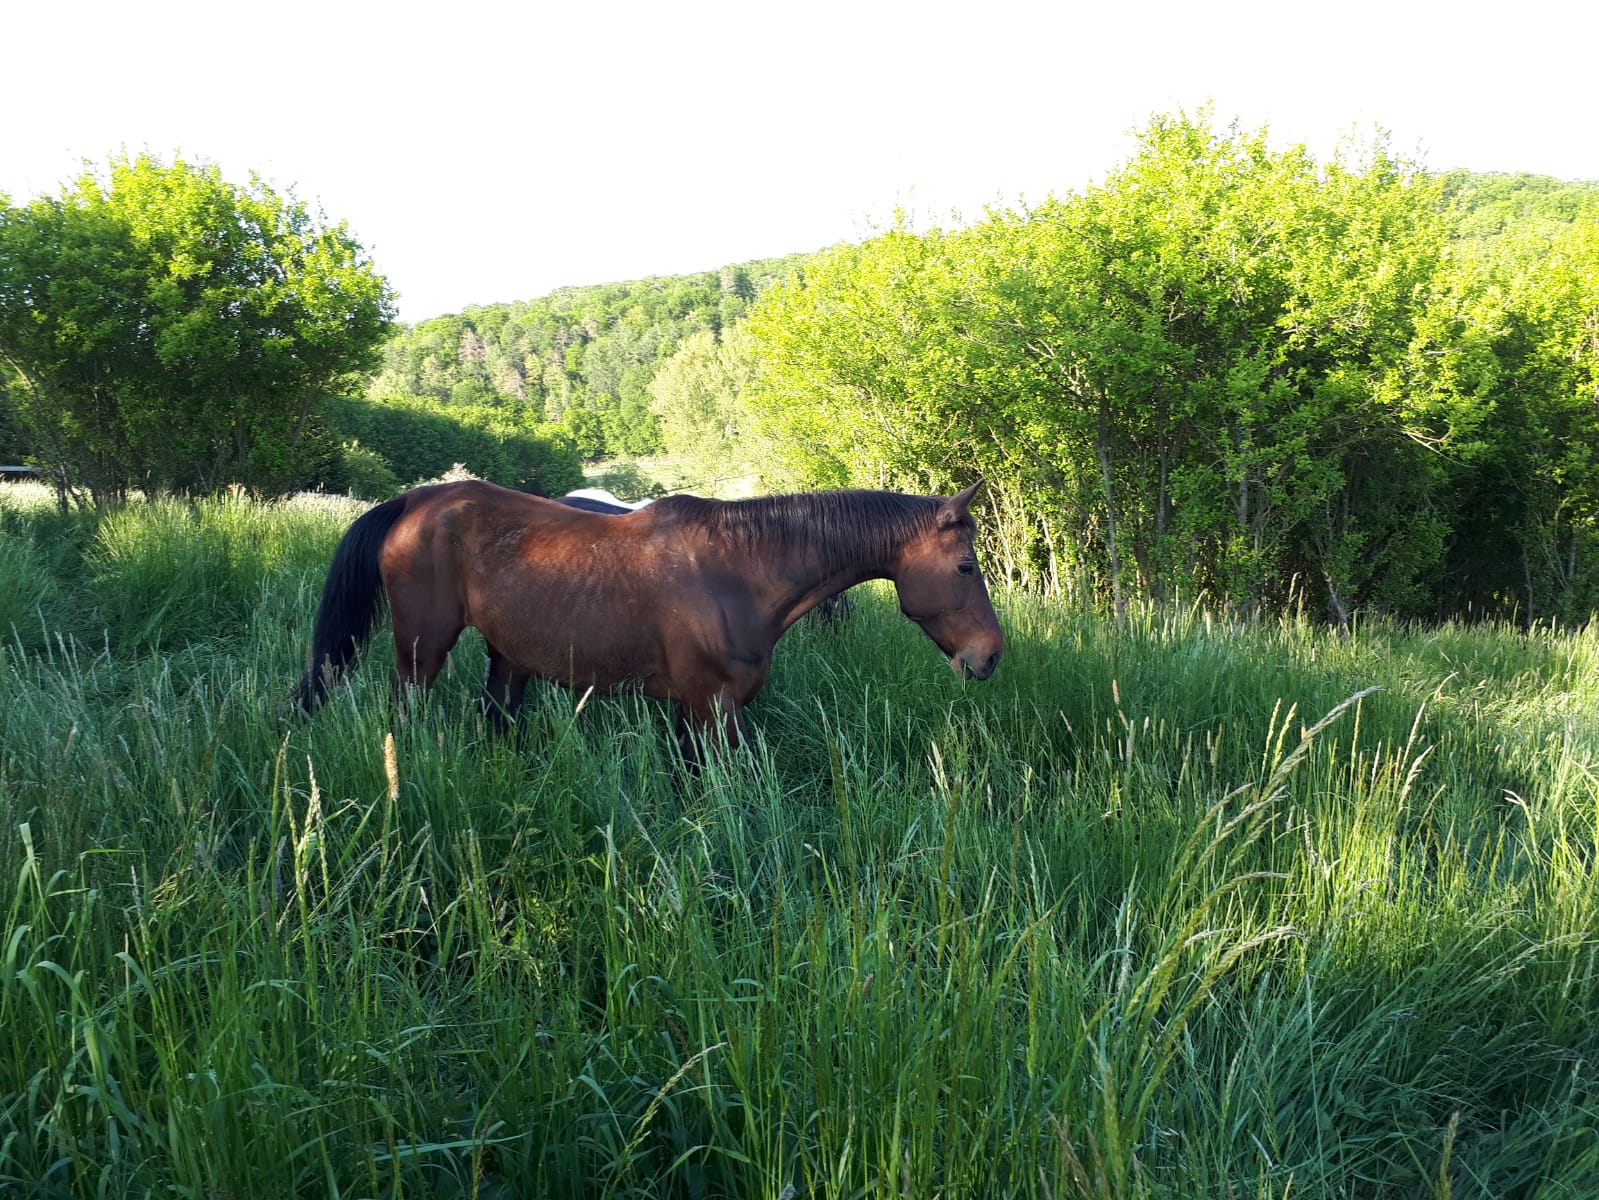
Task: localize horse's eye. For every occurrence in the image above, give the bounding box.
[958,561,976,576]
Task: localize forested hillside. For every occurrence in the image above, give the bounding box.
[1442,169,1599,241]
[365,253,810,463]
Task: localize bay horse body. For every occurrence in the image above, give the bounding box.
[555,488,854,625]
[293,480,1003,754]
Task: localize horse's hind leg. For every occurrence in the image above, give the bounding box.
[481,642,530,733]
[389,600,463,704]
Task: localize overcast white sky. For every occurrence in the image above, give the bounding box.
[5,0,1595,323]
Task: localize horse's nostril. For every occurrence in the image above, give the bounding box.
[959,649,1001,679]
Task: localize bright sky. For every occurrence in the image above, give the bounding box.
[5,0,1595,324]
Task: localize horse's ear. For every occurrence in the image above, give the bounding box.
[936,479,984,530]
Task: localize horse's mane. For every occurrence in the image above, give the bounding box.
[653,490,945,575]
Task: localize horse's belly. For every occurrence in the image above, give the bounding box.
[473,597,668,694]
[533,645,665,695]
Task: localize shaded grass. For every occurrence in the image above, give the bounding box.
[1,483,1596,1197]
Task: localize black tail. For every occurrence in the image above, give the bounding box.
[292,494,411,712]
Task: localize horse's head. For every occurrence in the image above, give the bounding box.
[893,481,1005,680]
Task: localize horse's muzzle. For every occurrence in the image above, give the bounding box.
[952,647,1002,680]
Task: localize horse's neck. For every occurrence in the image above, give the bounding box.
[670,491,931,631]
[761,518,902,632]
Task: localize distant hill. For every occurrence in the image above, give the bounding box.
[366,251,816,461]
[1440,170,1599,241]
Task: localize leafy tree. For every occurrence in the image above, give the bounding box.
[743,226,978,492]
[1443,207,1599,622]
[0,371,31,462]
[560,404,606,461]
[449,379,500,408]
[0,154,395,503]
[744,113,1517,623]
[649,326,758,486]
[612,362,664,456]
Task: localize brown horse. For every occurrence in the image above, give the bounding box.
[292,479,1003,756]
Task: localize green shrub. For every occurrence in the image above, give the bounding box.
[585,460,666,501]
[322,394,582,495]
[337,439,400,499]
[87,493,350,651]
[0,532,71,652]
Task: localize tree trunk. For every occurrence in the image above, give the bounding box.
[1095,390,1127,625]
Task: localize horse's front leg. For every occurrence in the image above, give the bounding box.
[674,690,747,767]
[481,643,531,734]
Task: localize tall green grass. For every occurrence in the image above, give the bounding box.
[1,482,1596,1197]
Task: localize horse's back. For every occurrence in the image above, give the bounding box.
[381,480,718,694]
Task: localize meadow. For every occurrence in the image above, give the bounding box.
[0,481,1596,1198]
